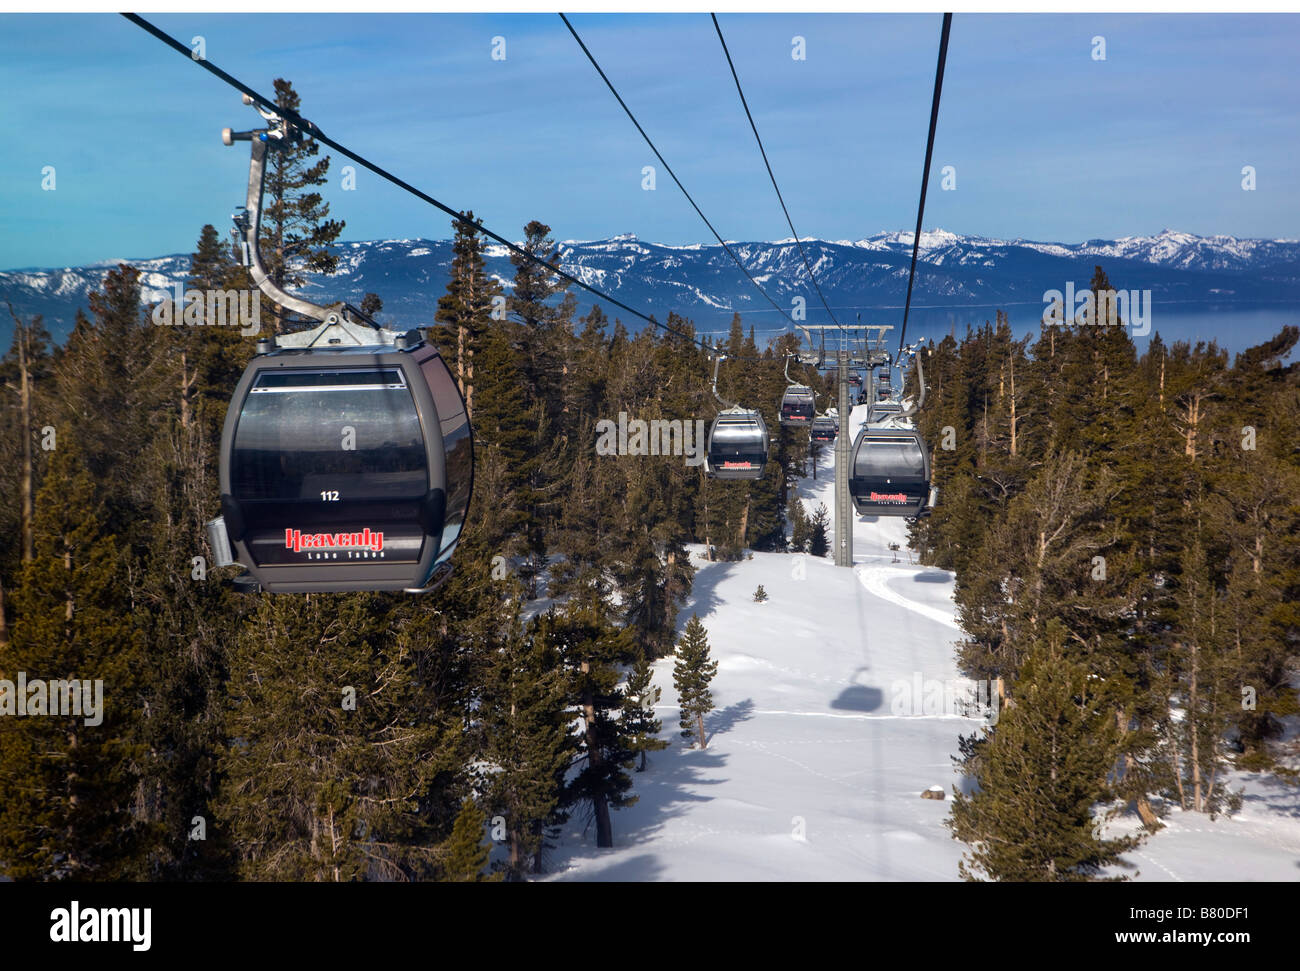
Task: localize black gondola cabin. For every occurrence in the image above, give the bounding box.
[779,385,816,426]
[810,415,838,442]
[214,335,472,593]
[706,408,770,480]
[848,426,930,518]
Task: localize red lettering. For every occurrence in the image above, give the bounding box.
[284,528,386,554]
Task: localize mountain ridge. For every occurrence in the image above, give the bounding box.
[4,229,1298,347]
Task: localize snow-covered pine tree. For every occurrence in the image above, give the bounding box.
[672,615,718,749]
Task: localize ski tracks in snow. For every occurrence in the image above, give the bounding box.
[855,565,962,631]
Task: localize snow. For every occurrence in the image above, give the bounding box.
[548,403,1300,881]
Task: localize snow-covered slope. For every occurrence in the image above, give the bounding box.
[549,404,1300,881]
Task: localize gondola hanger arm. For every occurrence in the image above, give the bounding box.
[710,354,738,410]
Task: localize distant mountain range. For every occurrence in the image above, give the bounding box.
[3,228,1298,348]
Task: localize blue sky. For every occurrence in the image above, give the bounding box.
[2,12,1298,270]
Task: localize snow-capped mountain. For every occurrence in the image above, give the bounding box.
[3,229,1298,347]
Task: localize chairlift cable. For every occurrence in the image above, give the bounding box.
[712,13,842,330]
[897,12,952,360]
[122,12,719,356]
[560,12,798,330]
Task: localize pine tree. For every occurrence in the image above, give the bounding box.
[467,320,533,558]
[508,220,564,333]
[622,654,668,771]
[0,304,52,573]
[505,221,572,589]
[430,212,499,417]
[1164,511,1237,814]
[57,265,155,544]
[479,608,574,880]
[753,584,768,603]
[673,615,718,749]
[808,503,830,558]
[262,78,345,331]
[948,621,1143,881]
[179,225,255,453]
[217,594,463,881]
[0,445,148,879]
[442,798,496,882]
[788,493,809,553]
[552,595,639,848]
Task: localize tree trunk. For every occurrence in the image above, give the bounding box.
[582,660,614,848]
[696,710,707,750]
[508,824,523,880]
[457,323,466,397]
[64,539,74,623]
[702,475,714,561]
[66,727,79,876]
[179,349,192,431]
[1008,352,1018,458]
[1190,638,1202,813]
[1117,709,1158,829]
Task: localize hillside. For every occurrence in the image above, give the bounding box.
[548,405,1300,881]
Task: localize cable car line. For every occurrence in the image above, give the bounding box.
[121,12,719,358]
[711,13,842,330]
[896,12,952,360]
[559,13,798,331]
[125,11,949,516]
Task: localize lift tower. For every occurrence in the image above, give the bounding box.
[795,324,893,567]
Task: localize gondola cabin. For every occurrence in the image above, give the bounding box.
[706,407,770,480]
[848,426,930,518]
[869,400,903,421]
[779,385,816,426]
[212,328,473,593]
[810,415,838,443]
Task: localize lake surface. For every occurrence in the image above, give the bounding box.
[852,303,1300,358]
